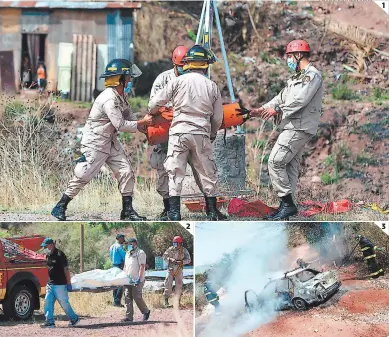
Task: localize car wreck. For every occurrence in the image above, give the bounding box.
[245,266,341,312]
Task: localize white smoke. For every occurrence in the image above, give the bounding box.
[195,222,289,337]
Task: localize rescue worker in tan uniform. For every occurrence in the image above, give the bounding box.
[148,45,227,221]
[149,46,189,220]
[51,59,153,221]
[162,236,191,307]
[251,40,323,220]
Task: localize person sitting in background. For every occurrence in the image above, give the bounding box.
[40,238,80,328]
[109,233,127,307]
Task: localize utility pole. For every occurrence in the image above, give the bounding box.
[80,224,84,273]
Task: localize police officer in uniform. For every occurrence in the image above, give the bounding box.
[356,235,385,279]
[149,46,189,220]
[251,40,323,220]
[51,59,153,221]
[148,45,227,221]
[162,235,191,307]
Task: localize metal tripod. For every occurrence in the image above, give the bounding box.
[196,0,244,134]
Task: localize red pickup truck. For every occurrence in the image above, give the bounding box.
[0,236,48,320]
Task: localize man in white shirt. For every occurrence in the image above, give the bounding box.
[122,238,150,322]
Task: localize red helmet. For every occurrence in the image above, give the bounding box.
[173,236,184,243]
[172,46,189,66]
[286,40,311,54]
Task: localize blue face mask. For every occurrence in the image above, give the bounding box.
[177,66,187,76]
[124,81,132,94]
[287,57,297,72]
[173,242,178,248]
[127,244,133,251]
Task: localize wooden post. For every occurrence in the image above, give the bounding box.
[81,35,87,102]
[91,41,97,103]
[71,34,77,101]
[86,35,93,102]
[80,224,84,273]
[76,34,82,101]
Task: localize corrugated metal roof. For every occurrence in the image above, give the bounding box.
[0,1,142,9]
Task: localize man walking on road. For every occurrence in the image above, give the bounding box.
[122,238,151,322]
[40,238,80,328]
[110,234,127,307]
[251,40,323,220]
[162,236,191,307]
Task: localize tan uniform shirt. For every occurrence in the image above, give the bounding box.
[81,87,138,154]
[264,64,323,135]
[162,246,191,273]
[148,72,224,139]
[150,68,176,106]
[124,248,147,282]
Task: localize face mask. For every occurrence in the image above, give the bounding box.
[173,242,178,248]
[287,57,297,72]
[43,248,51,254]
[177,66,186,76]
[124,81,132,94]
[128,244,133,251]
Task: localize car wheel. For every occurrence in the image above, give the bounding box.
[292,297,308,311]
[3,285,36,320]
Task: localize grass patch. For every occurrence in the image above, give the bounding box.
[373,88,389,100]
[128,96,149,112]
[53,97,92,109]
[356,152,379,166]
[331,84,359,100]
[320,170,338,185]
[251,139,267,149]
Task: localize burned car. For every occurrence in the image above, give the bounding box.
[245,267,341,312]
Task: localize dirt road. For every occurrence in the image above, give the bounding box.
[0,207,386,221]
[0,307,193,337]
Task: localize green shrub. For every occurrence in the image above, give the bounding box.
[331,84,358,100]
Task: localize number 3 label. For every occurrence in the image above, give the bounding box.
[375,222,389,236]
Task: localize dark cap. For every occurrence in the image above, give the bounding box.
[127,238,137,244]
[116,234,125,240]
[41,238,54,247]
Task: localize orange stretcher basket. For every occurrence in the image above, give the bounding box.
[146,107,173,145]
[146,103,250,145]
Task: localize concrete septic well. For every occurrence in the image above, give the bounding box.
[181,133,246,196]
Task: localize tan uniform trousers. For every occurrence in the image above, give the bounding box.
[124,282,149,320]
[65,145,135,199]
[163,267,183,298]
[268,130,312,197]
[149,144,169,199]
[164,134,218,197]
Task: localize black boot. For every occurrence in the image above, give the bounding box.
[167,196,181,221]
[266,194,298,220]
[51,194,72,221]
[158,198,170,221]
[205,197,228,221]
[120,196,147,221]
[263,200,284,220]
[164,297,170,308]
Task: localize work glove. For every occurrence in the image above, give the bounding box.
[67,284,73,292]
[135,278,141,285]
